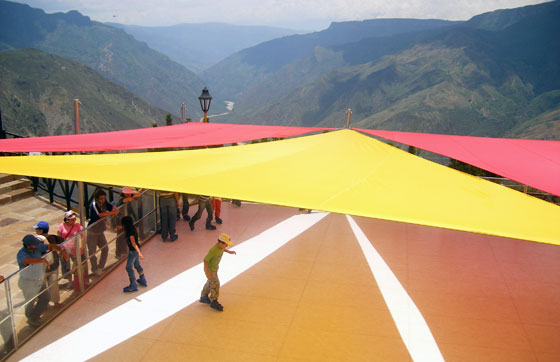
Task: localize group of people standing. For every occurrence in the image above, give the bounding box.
[159,193,226,242]
[13,187,237,330]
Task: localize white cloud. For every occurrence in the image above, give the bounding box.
[14,0,551,30]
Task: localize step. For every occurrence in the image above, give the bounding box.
[0,173,19,184]
[0,187,34,205]
[0,179,31,195]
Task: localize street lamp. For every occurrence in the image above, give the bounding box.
[198,87,212,123]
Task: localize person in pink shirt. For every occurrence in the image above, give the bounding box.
[57,211,87,292]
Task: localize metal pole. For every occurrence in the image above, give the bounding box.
[153,191,158,235]
[5,278,19,348]
[203,111,208,123]
[181,103,185,123]
[74,99,86,292]
[0,106,6,139]
[345,109,352,129]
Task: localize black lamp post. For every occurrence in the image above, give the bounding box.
[198,87,212,123]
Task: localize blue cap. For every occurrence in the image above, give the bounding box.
[32,221,49,230]
[22,234,41,246]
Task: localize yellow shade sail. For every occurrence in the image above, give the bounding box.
[1,130,558,245]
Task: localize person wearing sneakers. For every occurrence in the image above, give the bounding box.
[189,195,216,231]
[121,216,147,292]
[115,187,142,259]
[200,233,236,311]
[211,197,223,224]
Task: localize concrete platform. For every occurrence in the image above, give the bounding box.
[5,201,560,362]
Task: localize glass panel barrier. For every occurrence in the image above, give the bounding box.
[0,189,157,361]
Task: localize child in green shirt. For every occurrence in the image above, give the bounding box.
[200,233,236,311]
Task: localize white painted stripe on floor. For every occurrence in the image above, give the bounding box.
[346,215,445,362]
[21,212,329,362]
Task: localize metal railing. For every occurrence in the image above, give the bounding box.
[0,191,158,360]
[29,178,122,219]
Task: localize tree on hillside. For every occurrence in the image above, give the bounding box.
[165,114,172,126]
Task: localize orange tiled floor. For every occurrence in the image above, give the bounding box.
[8,202,560,362]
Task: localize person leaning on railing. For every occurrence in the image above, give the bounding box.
[16,235,68,327]
[58,211,87,293]
[115,187,142,260]
[33,221,66,308]
[87,189,119,276]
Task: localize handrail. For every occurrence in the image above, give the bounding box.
[0,189,158,360]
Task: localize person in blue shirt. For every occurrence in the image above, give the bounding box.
[17,235,67,327]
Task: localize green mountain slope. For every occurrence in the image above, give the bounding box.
[203,18,457,100]
[0,0,208,117]
[224,1,560,139]
[0,48,170,136]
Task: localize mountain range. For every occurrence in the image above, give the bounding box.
[0,0,558,140]
[107,22,301,73]
[0,0,207,121]
[206,1,560,139]
[0,48,169,136]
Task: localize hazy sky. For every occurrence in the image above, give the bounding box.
[14,0,551,30]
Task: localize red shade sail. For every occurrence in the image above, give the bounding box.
[0,123,332,153]
[359,129,560,197]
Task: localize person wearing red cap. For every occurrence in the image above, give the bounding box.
[199,233,237,311]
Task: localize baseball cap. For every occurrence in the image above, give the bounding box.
[22,234,41,246]
[218,233,233,246]
[64,210,77,219]
[32,221,49,230]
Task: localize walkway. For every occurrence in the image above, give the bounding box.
[0,195,68,278]
[6,201,560,361]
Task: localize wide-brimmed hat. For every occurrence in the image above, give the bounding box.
[218,233,233,246]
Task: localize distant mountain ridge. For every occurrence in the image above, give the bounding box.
[107,22,301,73]
[1,0,558,140]
[213,0,560,140]
[203,18,457,100]
[0,48,170,136]
[0,0,208,118]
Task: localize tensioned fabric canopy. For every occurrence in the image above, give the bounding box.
[1,129,558,245]
[360,129,560,197]
[0,123,332,152]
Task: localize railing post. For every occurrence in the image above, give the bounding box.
[5,277,19,348]
[64,180,71,210]
[46,179,55,203]
[345,109,352,129]
[154,191,158,235]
